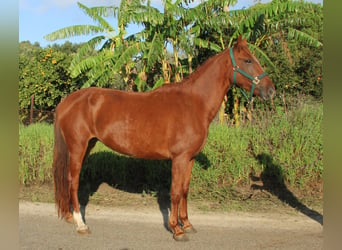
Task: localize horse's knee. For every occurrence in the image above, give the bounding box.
[170,191,181,201]
[170,184,183,203]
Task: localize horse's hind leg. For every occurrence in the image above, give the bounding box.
[68,156,89,233]
[68,139,96,234]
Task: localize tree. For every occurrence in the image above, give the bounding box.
[228,0,322,81]
[44,1,144,89]
[43,0,322,103]
[19,42,81,111]
[220,0,323,125]
[44,1,232,91]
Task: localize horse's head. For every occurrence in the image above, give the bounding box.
[229,36,275,100]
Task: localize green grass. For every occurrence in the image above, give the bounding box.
[250,101,323,187]
[190,101,323,202]
[19,100,323,204]
[19,122,54,185]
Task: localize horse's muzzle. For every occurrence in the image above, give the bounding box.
[260,86,276,100]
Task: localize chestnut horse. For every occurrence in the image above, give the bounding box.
[52,36,275,241]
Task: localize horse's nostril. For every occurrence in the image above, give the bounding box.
[268,88,276,98]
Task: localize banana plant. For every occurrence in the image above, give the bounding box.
[229,0,322,61]
[225,0,322,125]
[44,1,147,89]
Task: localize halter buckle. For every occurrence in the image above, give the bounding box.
[253,77,260,85]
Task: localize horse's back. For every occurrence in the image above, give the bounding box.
[55,86,207,159]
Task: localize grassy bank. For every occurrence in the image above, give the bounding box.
[19,122,53,185]
[19,100,323,205]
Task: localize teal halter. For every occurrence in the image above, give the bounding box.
[229,47,268,102]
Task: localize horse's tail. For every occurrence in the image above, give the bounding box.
[52,116,70,219]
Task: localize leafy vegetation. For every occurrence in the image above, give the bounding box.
[19,99,322,203]
[19,0,323,126]
[18,0,323,206]
[19,41,84,111]
[229,0,323,99]
[42,0,322,95]
[19,122,53,185]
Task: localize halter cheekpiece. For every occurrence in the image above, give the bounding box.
[229,47,268,102]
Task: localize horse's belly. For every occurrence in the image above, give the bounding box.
[101,138,170,160]
[97,124,171,160]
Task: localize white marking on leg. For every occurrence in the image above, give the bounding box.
[73,211,88,231]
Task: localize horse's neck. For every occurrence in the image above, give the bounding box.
[189,50,232,123]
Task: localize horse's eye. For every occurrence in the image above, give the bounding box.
[245,59,252,64]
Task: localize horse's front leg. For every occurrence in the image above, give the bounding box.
[179,159,197,233]
[169,155,189,241]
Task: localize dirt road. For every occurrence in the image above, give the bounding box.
[19,201,322,249]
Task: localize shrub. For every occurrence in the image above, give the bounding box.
[19,100,323,202]
[191,99,323,201]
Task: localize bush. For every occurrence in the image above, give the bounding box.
[18,100,323,202]
[191,99,322,201]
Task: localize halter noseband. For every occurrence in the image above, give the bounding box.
[229,47,268,102]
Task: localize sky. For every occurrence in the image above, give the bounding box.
[19,0,323,48]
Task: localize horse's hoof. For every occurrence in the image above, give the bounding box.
[77,225,91,235]
[65,215,75,224]
[183,225,197,234]
[173,232,189,242]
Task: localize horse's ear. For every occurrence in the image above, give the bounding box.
[235,35,247,51]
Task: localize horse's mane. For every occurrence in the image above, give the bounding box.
[160,48,229,90]
[183,49,228,84]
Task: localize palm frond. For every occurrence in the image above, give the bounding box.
[112,43,147,72]
[193,38,222,52]
[84,4,118,18]
[69,36,106,74]
[127,3,164,25]
[287,28,322,48]
[77,2,115,32]
[84,65,112,88]
[151,77,164,90]
[229,0,322,48]
[145,33,163,70]
[70,50,113,78]
[44,25,104,41]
